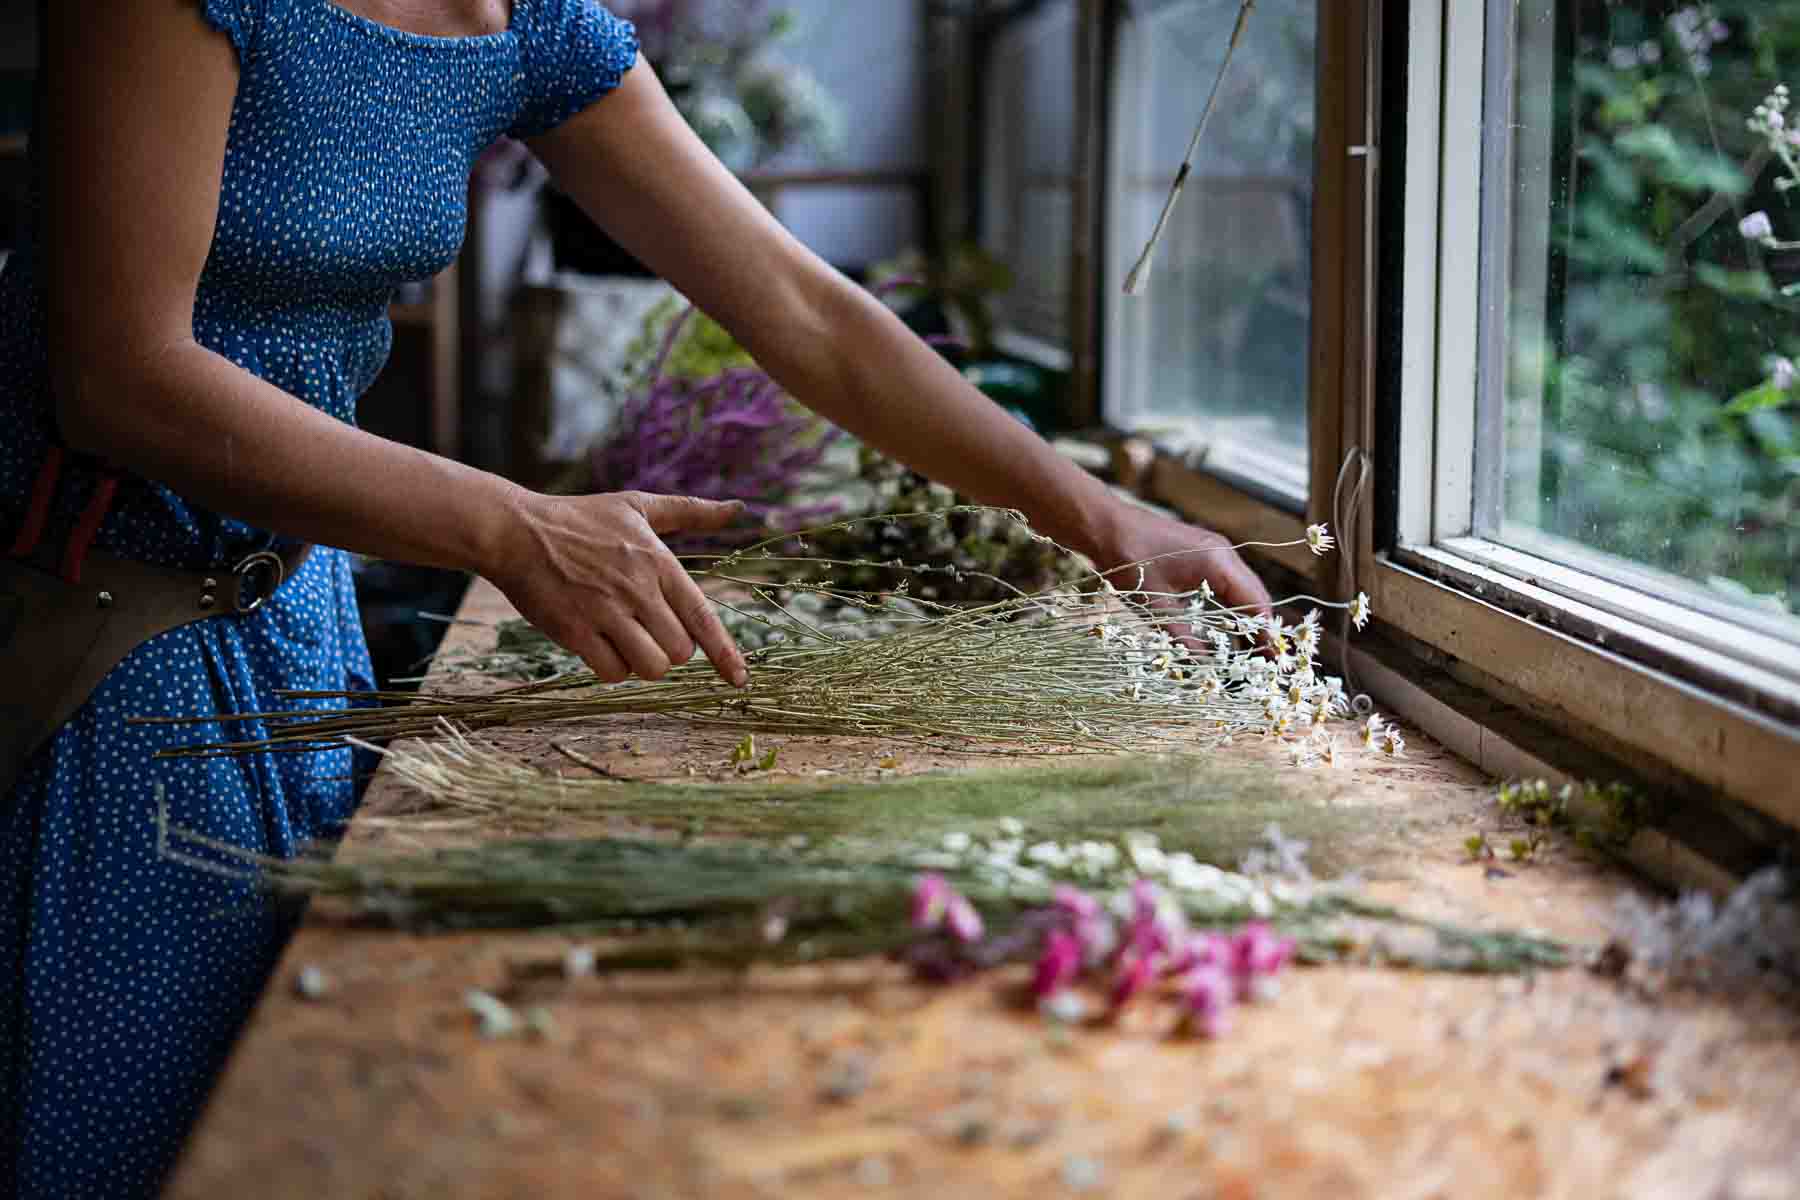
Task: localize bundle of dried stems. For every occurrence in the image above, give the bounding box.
[138,511,1379,767]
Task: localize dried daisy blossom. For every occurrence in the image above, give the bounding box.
[146,513,1385,766]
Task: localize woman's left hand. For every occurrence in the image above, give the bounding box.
[1088,500,1274,626]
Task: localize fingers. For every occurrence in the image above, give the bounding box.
[597,618,673,681]
[626,492,746,537]
[633,590,698,670]
[1228,560,1275,624]
[661,566,748,688]
[563,628,631,684]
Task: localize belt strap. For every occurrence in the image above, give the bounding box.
[0,542,314,794]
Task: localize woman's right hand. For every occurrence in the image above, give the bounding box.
[487,490,750,688]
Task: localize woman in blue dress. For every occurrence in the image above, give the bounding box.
[0,1,1274,1195]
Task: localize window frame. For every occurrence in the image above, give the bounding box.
[964,0,1358,588]
[1092,0,1368,592]
[958,0,1800,832]
[1370,0,1800,830]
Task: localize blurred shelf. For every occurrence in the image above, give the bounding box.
[385,262,461,459]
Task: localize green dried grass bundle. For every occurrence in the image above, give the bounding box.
[349,728,1361,870]
[155,752,1569,976]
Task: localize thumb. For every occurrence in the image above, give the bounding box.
[627,493,747,535]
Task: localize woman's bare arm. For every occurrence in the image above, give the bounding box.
[528,57,1274,617]
[38,3,747,686]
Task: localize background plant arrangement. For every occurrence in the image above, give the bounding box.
[545,0,845,275]
[617,0,844,172]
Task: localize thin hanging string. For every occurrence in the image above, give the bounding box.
[1122,0,1258,296]
[1332,446,1373,712]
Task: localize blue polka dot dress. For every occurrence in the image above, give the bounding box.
[0,3,638,1196]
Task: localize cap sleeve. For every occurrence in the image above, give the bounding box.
[510,0,641,140]
[198,0,266,61]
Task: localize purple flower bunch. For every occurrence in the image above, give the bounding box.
[590,306,847,546]
[905,874,1296,1038]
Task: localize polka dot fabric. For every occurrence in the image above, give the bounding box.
[0,2,637,1196]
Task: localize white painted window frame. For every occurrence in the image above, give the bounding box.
[1372,0,1800,830]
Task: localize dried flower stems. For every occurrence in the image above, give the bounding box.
[337,729,1359,869]
[137,510,1372,763]
[155,777,1569,975]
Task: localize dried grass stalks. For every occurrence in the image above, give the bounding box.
[153,745,1570,976]
[138,510,1378,764]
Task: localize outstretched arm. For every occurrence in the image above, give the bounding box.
[526,55,1274,618]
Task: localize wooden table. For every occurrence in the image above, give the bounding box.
[168,580,1800,1200]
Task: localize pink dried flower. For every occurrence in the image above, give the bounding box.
[911,873,952,931]
[1229,921,1296,1000]
[1131,878,1161,923]
[1125,879,1186,960]
[1076,913,1119,967]
[1108,952,1158,1015]
[1180,964,1235,1038]
[1032,930,1083,999]
[1168,931,1232,975]
[912,873,983,943]
[1054,884,1117,966]
[1053,884,1102,923]
[945,893,985,944]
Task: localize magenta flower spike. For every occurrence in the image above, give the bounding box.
[1032,930,1083,999]
[1125,880,1162,953]
[945,893,986,944]
[1229,921,1297,1000]
[1053,884,1117,967]
[1131,878,1161,923]
[1168,931,1232,975]
[1124,878,1187,963]
[1108,951,1157,1015]
[1053,884,1102,923]
[1180,964,1235,1038]
[911,873,952,932]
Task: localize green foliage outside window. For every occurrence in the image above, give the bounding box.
[1519,2,1799,617]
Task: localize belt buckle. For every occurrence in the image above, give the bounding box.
[231,550,287,615]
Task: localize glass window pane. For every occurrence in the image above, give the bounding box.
[1106,0,1316,504]
[982,2,1078,354]
[1487,2,1800,633]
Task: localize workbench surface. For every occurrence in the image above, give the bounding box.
[167,579,1800,1200]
